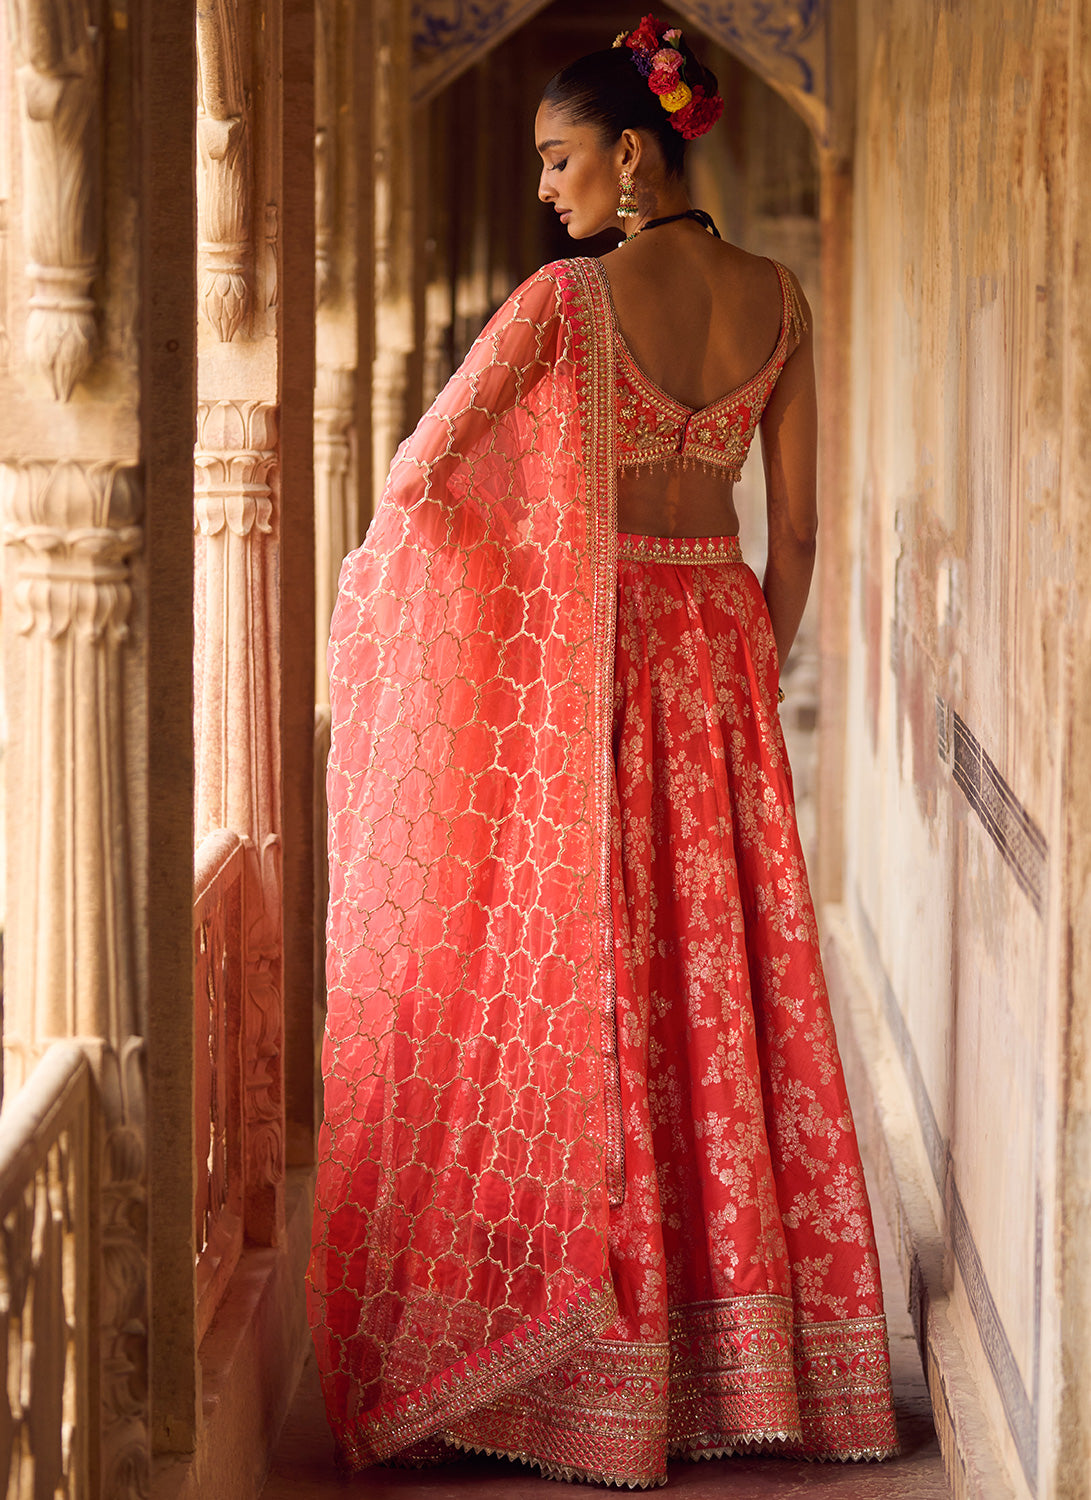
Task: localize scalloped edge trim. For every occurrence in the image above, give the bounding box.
[671,1434,902,1464]
[446,1436,669,1490]
[442,1427,900,1488]
[368,1426,900,1485]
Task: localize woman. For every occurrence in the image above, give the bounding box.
[309,15,900,1488]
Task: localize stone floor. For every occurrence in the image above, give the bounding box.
[261,1176,950,1500]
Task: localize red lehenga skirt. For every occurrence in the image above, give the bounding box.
[438,533,899,1485]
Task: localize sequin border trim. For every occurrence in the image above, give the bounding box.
[616,532,744,566]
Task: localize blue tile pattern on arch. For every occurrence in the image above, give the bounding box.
[685,0,825,95]
[410,1,830,138]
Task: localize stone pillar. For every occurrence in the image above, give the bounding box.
[1,460,147,1493]
[310,1,371,1092]
[813,0,857,910]
[2,463,141,1073]
[194,398,284,1239]
[313,365,356,699]
[313,0,364,708]
[193,0,306,1245]
[813,148,854,908]
[372,0,415,490]
[194,400,279,849]
[1,0,198,1483]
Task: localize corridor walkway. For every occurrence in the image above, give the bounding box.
[261,1171,949,1499]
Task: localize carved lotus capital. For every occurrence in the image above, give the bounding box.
[1,461,142,640]
[194,400,279,537]
[314,365,355,429]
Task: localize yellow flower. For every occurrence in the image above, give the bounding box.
[658,81,693,113]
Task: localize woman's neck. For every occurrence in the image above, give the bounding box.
[623,180,692,239]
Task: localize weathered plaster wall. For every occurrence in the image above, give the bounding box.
[837,2,1090,1495]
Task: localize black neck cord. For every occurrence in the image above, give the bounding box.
[624,208,722,243]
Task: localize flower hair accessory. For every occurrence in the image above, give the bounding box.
[612,14,723,140]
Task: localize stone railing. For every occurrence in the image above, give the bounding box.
[193,830,249,1344]
[0,1042,92,1497]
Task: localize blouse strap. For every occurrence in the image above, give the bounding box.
[773,259,808,349]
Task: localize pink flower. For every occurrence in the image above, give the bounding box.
[651,46,681,74]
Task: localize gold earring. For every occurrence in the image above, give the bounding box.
[617,169,637,218]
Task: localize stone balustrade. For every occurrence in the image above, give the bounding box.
[193,830,248,1345]
[0,1042,91,1498]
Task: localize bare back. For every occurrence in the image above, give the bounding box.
[600,223,813,539]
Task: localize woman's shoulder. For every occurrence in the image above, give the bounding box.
[491,257,608,329]
[494,258,595,316]
[713,242,810,333]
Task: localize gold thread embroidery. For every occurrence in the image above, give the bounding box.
[441,1295,898,1487]
[568,258,625,1207]
[616,533,744,567]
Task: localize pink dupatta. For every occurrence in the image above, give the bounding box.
[309,259,622,1465]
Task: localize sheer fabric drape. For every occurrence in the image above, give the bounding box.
[309,263,621,1465]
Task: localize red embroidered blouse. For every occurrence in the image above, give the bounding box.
[603,258,806,482]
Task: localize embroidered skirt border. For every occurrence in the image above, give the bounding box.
[435,1294,899,1488]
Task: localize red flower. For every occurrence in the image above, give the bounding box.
[670,85,724,140]
[648,68,678,96]
[625,14,664,53]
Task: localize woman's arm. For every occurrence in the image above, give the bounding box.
[757,272,818,673]
[386,269,565,514]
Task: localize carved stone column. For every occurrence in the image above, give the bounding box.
[194,399,284,1243]
[197,0,252,342]
[372,0,415,488]
[1,458,149,1497]
[194,400,278,845]
[6,0,103,399]
[313,365,356,703]
[314,0,335,309]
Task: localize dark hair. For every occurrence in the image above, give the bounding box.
[541,41,719,180]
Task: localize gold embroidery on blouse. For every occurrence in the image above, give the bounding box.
[596,259,802,482]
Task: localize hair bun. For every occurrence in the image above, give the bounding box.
[612,14,723,140]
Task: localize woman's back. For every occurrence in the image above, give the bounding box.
[601,224,792,537]
[602,227,784,408]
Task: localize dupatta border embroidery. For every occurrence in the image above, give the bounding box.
[562,256,625,1209]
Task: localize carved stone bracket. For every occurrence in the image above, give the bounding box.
[6,0,104,399]
[196,0,252,341]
